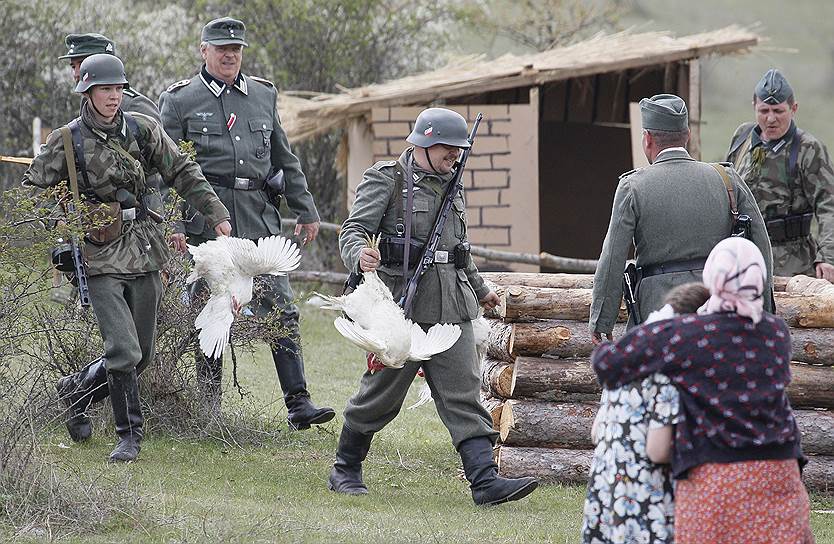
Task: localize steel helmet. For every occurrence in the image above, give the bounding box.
[74,54,129,93]
[406,108,471,149]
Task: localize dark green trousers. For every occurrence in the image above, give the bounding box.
[343,320,498,449]
[87,272,163,373]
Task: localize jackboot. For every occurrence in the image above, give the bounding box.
[328,424,373,495]
[458,436,538,506]
[196,352,223,415]
[107,369,143,463]
[272,337,335,430]
[55,357,110,442]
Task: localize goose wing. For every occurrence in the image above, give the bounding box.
[408,322,461,361]
[333,316,387,354]
[194,293,235,359]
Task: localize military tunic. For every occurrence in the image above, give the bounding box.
[159,67,318,329]
[727,121,834,276]
[590,148,773,336]
[22,108,229,372]
[338,148,497,447]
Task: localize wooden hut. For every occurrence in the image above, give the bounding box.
[280,27,759,270]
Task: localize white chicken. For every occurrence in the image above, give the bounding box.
[187,235,301,359]
[315,235,461,369]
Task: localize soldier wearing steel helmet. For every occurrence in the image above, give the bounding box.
[22,54,231,463]
[330,107,538,506]
[726,69,834,281]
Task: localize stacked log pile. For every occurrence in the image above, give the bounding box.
[478,272,834,493]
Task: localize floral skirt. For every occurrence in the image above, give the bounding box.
[675,459,812,544]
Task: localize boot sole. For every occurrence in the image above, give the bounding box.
[288,409,336,431]
[480,480,538,506]
[327,481,368,495]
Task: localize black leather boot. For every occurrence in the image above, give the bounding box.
[196,352,223,415]
[458,436,538,506]
[107,369,143,463]
[272,337,335,430]
[55,357,110,442]
[328,424,373,495]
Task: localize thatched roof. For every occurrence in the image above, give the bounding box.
[279,25,758,142]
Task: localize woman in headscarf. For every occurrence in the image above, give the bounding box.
[592,237,814,544]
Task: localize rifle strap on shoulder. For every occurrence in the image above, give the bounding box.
[58,126,82,205]
[727,124,755,163]
[711,163,739,220]
[402,153,415,285]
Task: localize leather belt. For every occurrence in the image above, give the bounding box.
[639,257,707,279]
[205,174,265,191]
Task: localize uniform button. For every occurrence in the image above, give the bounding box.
[226,89,230,94]
[239,159,244,165]
[235,135,240,141]
[262,124,267,129]
[202,127,207,133]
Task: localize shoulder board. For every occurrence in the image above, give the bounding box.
[122,88,138,97]
[373,160,398,170]
[619,168,637,179]
[165,79,191,93]
[249,75,275,88]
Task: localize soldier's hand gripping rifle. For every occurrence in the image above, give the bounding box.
[399,113,483,317]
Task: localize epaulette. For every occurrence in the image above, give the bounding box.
[250,75,275,88]
[165,79,191,93]
[122,88,138,97]
[374,159,398,170]
[619,168,638,179]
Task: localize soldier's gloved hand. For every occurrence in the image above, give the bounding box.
[214,220,232,237]
[479,291,500,311]
[359,247,381,272]
[169,233,187,254]
[816,262,834,283]
[592,331,613,345]
[295,221,320,246]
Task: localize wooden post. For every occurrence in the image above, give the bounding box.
[687,59,701,160]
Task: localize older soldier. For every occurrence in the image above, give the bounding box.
[54,33,172,445]
[23,54,231,462]
[59,33,159,120]
[158,17,334,430]
[590,94,773,343]
[330,108,538,506]
[727,69,834,281]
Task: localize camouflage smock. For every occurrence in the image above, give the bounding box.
[728,121,834,276]
[22,109,229,276]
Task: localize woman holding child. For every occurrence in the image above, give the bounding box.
[587,237,813,543]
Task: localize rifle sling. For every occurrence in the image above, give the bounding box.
[58,126,82,207]
[711,163,738,220]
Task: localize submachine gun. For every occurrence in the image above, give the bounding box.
[399,113,483,317]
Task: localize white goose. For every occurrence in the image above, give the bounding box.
[187,235,301,359]
[316,235,461,369]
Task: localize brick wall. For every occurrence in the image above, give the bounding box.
[369,105,519,249]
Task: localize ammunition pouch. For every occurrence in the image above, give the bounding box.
[766,211,813,243]
[379,236,424,267]
[454,241,471,269]
[86,202,123,245]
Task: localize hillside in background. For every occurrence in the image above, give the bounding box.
[630,0,834,161]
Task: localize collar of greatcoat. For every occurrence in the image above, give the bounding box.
[653,147,693,164]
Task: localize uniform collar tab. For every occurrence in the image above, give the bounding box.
[200,65,246,97]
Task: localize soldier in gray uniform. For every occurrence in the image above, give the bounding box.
[54,33,172,445]
[330,108,538,506]
[59,33,160,121]
[24,54,231,462]
[590,94,774,343]
[158,17,334,430]
[726,69,834,281]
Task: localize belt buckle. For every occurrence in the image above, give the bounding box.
[121,207,137,221]
[234,177,251,190]
[434,250,449,264]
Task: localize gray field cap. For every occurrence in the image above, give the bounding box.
[202,17,248,47]
[74,54,129,93]
[406,108,471,149]
[640,94,688,132]
[59,33,115,59]
[755,69,793,105]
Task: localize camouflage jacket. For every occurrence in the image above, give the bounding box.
[339,148,490,325]
[727,121,834,275]
[22,110,229,276]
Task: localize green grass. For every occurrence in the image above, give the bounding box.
[4,304,834,543]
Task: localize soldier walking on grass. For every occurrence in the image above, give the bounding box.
[54,32,174,445]
[24,54,231,462]
[726,69,834,281]
[330,108,538,506]
[158,17,334,430]
[590,94,774,343]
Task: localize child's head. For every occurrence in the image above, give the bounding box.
[663,282,710,314]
